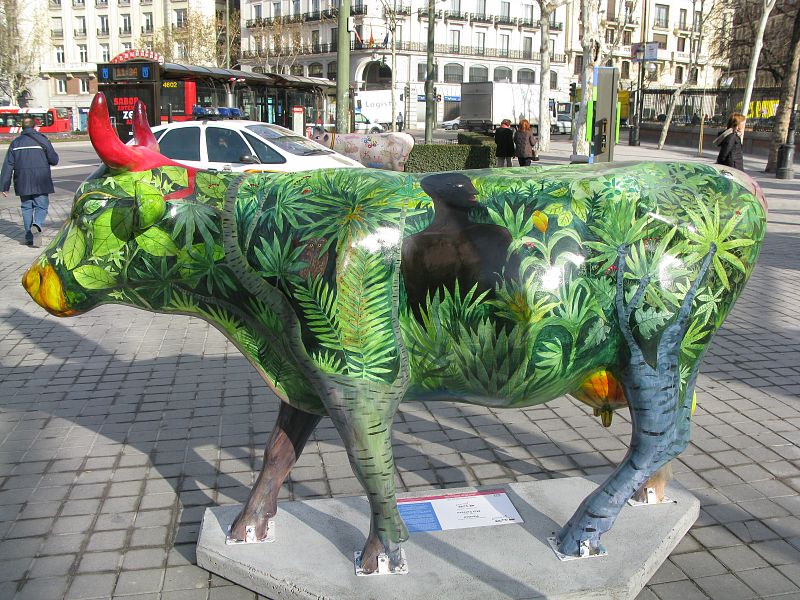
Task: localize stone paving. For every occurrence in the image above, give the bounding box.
[0,140,798,599]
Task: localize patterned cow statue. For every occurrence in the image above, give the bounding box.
[311,128,414,172]
[24,93,767,574]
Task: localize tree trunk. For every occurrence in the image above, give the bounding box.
[741,0,777,119]
[766,9,800,172]
[538,14,552,152]
[573,0,600,156]
[657,87,685,149]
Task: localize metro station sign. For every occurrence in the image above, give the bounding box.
[110,49,165,64]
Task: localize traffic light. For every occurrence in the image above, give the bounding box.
[437,94,442,102]
[569,82,577,99]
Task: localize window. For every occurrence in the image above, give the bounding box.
[691,39,700,54]
[689,67,698,84]
[273,2,281,17]
[621,60,630,79]
[449,30,460,53]
[122,42,132,51]
[253,4,262,18]
[160,127,201,161]
[679,8,687,29]
[623,30,631,45]
[451,0,461,12]
[396,25,402,43]
[143,13,153,32]
[653,33,667,50]
[693,11,702,32]
[654,4,668,28]
[443,63,463,83]
[80,78,90,93]
[605,28,614,44]
[290,64,303,75]
[98,15,108,34]
[327,61,337,80]
[56,78,67,94]
[308,62,323,77]
[242,132,286,164]
[494,66,511,81]
[51,17,62,35]
[206,128,252,163]
[523,36,533,59]
[675,65,683,84]
[518,68,535,84]
[475,31,485,54]
[175,8,187,28]
[476,0,486,17]
[677,37,685,52]
[55,46,65,64]
[500,1,510,18]
[523,4,534,23]
[293,0,300,14]
[469,65,488,82]
[312,29,320,49]
[499,34,509,57]
[417,63,438,81]
[75,15,86,34]
[100,44,110,61]
[120,14,131,33]
[550,70,557,88]
[574,54,583,75]
[311,0,319,12]
[79,44,87,62]
[331,27,337,44]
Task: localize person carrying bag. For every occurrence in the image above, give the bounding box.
[513,119,538,166]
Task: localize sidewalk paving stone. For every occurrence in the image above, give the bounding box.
[1,139,799,598]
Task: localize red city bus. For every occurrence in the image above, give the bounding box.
[0,107,71,133]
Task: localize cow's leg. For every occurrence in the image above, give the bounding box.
[556,244,715,557]
[324,380,408,574]
[229,402,321,542]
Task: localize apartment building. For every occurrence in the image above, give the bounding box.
[237,0,726,127]
[33,0,226,127]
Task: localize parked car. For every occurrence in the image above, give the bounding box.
[551,114,573,136]
[353,113,386,133]
[147,120,364,172]
[441,117,461,130]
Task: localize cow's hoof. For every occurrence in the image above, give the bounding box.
[359,537,405,574]
[229,506,274,543]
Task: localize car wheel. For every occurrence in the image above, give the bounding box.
[370,127,381,133]
[452,124,459,130]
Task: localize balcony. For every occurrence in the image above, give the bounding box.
[417,8,442,19]
[517,17,535,27]
[444,10,467,20]
[119,27,132,35]
[118,0,130,5]
[72,0,85,7]
[97,28,109,37]
[351,4,367,15]
[49,0,61,6]
[141,25,153,34]
[40,62,96,74]
[496,15,513,25]
[140,0,152,4]
[73,28,87,38]
[95,0,107,6]
[471,12,493,23]
[549,21,563,30]
[653,18,669,29]
[51,29,64,37]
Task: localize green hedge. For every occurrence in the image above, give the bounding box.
[405,143,496,172]
[457,131,493,145]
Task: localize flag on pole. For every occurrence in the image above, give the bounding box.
[382,31,389,48]
[354,29,363,46]
[369,27,374,47]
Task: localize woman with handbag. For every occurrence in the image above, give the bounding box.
[513,119,538,166]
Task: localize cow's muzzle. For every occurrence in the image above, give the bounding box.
[23,263,78,317]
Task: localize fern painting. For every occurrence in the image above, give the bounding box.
[23,94,767,575]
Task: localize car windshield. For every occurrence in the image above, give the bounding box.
[245,124,333,156]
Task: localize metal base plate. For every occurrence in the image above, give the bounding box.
[627,487,678,507]
[547,536,608,561]
[354,548,408,576]
[225,521,276,545]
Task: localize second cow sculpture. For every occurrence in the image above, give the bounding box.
[24,93,767,574]
[311,127,414,172]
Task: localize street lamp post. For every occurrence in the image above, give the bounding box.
[629,0,649,146]
[424,0,435,143]
[776,62,800,179]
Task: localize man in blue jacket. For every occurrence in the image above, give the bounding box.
[1,116,59,247]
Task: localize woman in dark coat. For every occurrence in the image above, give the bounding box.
[513,119,538,166]
[714,113,745,170]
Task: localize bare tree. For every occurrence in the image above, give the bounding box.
[216,9,242,68]
[573,0,602,156]
[656,0,724,149]
[766,8,800,172]
[536,0,571,152]
[740,0,779,117]
[0,0,42,105]
[245,17,309,74]
[145,11,218,66]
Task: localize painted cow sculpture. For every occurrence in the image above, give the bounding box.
[311,128,414,172]
[24,93,767,573]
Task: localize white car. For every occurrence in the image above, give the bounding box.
[148,120,364,172]
[551,114,573,136]
[441,117,461,130]
[353,113,386,133]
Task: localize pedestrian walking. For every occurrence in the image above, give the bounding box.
[396,112,404,132]
[714,112,745,171]
[514,119,538,166]
[1,116,59,247]
[494,119,515,167]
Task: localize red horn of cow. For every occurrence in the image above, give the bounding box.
[132,100,160,152]
[89,93,184,173]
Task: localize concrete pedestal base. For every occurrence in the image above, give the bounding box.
[197,477,699,600]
